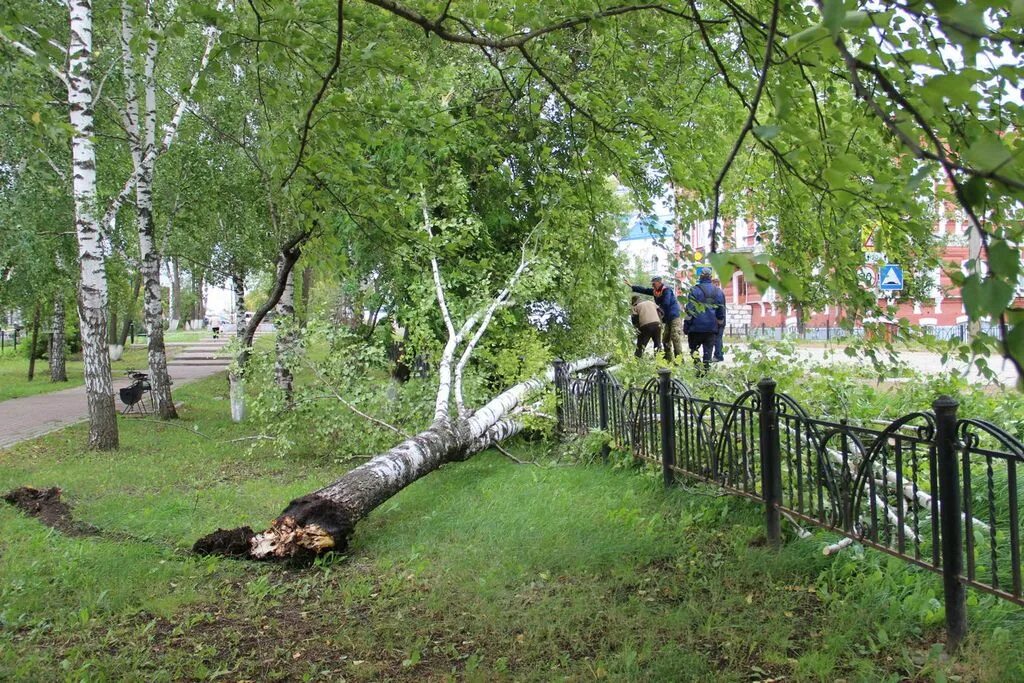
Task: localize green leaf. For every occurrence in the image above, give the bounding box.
[822,0,845,36]
[962,176,987,209]
[752,125,780,140]
[963,137,1013,173]
[709,252,737,281]
[988,240,1021,279]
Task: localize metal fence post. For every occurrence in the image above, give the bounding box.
[553,359,565,435]
[934,395,967,651]
[595,360,610,462]
[758,377,782,546]
[658,367,676,487]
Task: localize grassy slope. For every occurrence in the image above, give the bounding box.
[0,374,1022,681]
[0,346,182,402]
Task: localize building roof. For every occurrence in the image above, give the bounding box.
[620,214,672,242]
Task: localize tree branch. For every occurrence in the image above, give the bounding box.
[280,0,345,188]
[454,242,532,417]
[360,1,712,49]
[709,0,779,254]
[301,356,411,438]
[0,29,69,87]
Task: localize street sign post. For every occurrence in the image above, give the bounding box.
[879,264,904,292]
[857,265,875,288]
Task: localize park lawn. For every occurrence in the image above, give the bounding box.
[1,375,1022,681]
[0,346,184,402]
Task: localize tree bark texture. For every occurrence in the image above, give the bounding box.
[300,266,313,326]
[274,268,295,404]
[117,272,142,347]
[194,357,601,560]
[50,295,67,382]
[136,11,176,419]
[230,272,246,422]
[27,302,41,381]
[120,0,175,418]
[168,258,182,327]
[68,0,118,449]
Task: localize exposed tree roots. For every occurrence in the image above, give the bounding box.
[3,486,99,536]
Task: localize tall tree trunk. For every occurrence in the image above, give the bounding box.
[50,295,67,382]
[229,272,246,422]
[274,268,295,405]
[195,273,207,325]
[27,302,41,381]
[117,272,142,347]
[195,358,600,559]
[68,0,118,449]
[168,257,182,327]
[300,266,313,326]
[130,7,176,419]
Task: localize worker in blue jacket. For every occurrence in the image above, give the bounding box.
[683,270,726,375]
[626,275,683,361]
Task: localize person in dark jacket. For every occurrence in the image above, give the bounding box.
[711,277,726,362]
[626,276,683,361]
[683,271,726,374]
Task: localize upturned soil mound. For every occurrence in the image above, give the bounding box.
[3,486,99,536]
[192,526,256,557]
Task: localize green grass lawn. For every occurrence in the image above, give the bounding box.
[0,347,186,402]
[1,375,1022,681]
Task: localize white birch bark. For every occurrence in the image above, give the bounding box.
[100,4,223,234]
[196,356,605,559]
[50,294,68,382]
[274,268,296,403]
[136,3,176,419]
[68,0,118,450]
[454,253,530,417]
[230,273,247,422]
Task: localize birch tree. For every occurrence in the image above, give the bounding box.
[67,0,118,449]
[195,210,602,559]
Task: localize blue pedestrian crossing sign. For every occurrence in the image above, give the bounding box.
[878,264,904,291]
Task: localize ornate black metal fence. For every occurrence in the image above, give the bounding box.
[553,360,1024,649]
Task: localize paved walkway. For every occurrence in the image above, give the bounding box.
[0,337,232,450]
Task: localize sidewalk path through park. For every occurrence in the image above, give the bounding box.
[0,335,236,450]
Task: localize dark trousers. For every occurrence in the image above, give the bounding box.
[714,325,725,361]
[635,322,662,358]
[687,331,716,375]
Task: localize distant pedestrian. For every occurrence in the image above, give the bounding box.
[630,295,662,358]
[683,271,725,375]
[210,315,222,339]
[626,275,683,361]
[711,277,726,362]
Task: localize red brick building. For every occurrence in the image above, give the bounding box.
[675,194,1023,335]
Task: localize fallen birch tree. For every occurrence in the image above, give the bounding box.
[195,204,601,559]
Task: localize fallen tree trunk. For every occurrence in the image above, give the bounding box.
[194,357,600,560]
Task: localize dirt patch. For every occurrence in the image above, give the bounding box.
[192,526,256,557]
[3,486,99,536]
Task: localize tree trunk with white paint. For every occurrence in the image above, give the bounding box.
[133,8,176,419]
[228,234,309,422]
[168,258,181,329]
[50,295,67,382]
[194,357,600,559]
[193,210,576,560]
[229,272,247,422]
[274,268,296,404]
[68,0,118,449]
[27,302,41,381]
